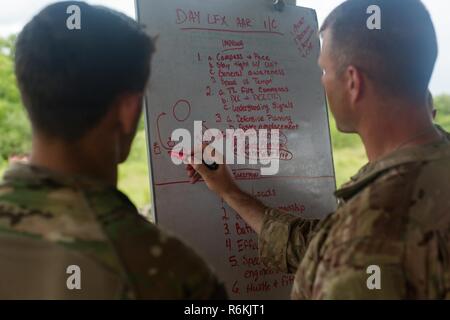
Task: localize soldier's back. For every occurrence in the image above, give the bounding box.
[0,163,226,299]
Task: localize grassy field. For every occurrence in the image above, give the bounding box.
[1,103,449,211]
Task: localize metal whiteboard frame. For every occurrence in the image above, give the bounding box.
[135,0,158,223]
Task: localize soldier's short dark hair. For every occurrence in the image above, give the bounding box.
[15,1,154,141]
[320,0,438,102]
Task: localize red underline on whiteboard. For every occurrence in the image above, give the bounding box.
[222,46,244,52]
[180,27,284,36]
[154,175,335,187]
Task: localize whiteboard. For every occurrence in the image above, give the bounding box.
[136,0,337,299]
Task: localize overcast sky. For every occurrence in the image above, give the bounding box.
[0,0,448,95]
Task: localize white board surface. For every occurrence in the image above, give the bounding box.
[136,0,337,299]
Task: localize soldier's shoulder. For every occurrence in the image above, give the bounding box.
[336,153,450,241]
[0,174,91,230]
[0,170,110,220]
[370,150,450,210]
[353,148,450,207]
[331,163,421,246]
[0,171,120,264]
[347,162,420,209]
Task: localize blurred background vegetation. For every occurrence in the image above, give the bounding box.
[1,34,449,211]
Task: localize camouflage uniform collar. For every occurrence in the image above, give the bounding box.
[2,162,114,192]
[335,137,450,201]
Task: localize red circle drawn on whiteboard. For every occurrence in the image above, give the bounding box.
[172,99,191,122]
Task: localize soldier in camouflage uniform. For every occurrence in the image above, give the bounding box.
[0,2,226,299]
[187,0,450,299]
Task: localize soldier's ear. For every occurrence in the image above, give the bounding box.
[116,93,143,135]
[345,65,364,106]
[432,109,437,120]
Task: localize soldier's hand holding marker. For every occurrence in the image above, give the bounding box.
[184,144,240,199]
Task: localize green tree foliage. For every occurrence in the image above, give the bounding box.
[435,94,450,129]
[0,35,31,161]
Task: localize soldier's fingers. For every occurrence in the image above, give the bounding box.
[186,153,208,176]
[184,155,207,184]
[186,165,196,178]
[191,172,202,184]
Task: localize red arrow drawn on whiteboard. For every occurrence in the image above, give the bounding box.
[156,112,173,151]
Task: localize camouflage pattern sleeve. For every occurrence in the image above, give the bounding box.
[85,189,228,299]
[133,217,228,300]
[258,207,321,274]
[143,231,228,300]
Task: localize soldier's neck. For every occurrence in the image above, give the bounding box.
[29,133,118,187]
[359,105,440,163]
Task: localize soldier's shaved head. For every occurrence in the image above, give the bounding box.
[320,0,437,103]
